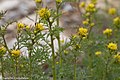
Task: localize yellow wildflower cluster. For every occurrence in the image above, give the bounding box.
[113,17,120,25]
[78,27,88,38]
[103,28,112,36]
[56,0,62,3]
[38,8,50,19]
[11,50,21,57]
[35,0,42,3]
[95,51,102,56]
[86,3,96,12]
[35,23,44,31]
[17,22,25,30]
[0,46,6,56]
[107,42,117,51]
[108,8,116,15]
[114,52,120,62]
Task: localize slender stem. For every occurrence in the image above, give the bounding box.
[16,34,20,50]
[1,57,4,79]
[49,22,56,80]
[87,16,92,39]
[29,49,32,80]
[104,0,109,9]
[2,35,10,53]
[74,56,77,80]
[56,2,63,78]
[15,58,18,80]
[28,31,35,80]
[87,26,93,39]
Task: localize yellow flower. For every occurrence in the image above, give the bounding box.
[83,20,89,25]
[113,17,120,25]
[26,25,30,29]
[108,8,116,15]
[38,8,50,19]
[95,51,102,56]
[114,52,120,62]
[11,50,21,57]
[35,0,42,3]
[0,46,6,56]
[107,42,117,51]
[17,23,25,30]
[103,28,112,36]
[86,3,96,12]
[56,0,62,3]
[78,27,88,38]
[79,2,85,8]
[35,23,44,31]
[88,3,95,8]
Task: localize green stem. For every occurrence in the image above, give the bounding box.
[15,58,18,80]
[1,57,4,79]
[28,32,35,80]
[74,56,77,80]
[2,35,10,53]
[104,53,111,80]
[29,50,32,80]
[104,0,109,9]
[56,2,63,78]
[16,34,20,49]
[87,16,93,39]
[49,22,56,80]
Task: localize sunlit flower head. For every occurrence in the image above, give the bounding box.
[107,42,117,51]
[86,3,96,12]
[17,22,25,30]
[95,51,102,56]
[103,28,112,36]
[11,50,21,57]
[114,52,120,62]
[113,17,120,25]
[78,27,88,38]
[79,2,85,8]
[35,23,44,31]
[108,8,116,15]
[38,8,50,19]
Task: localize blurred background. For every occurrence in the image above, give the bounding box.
[0,0,120,48]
